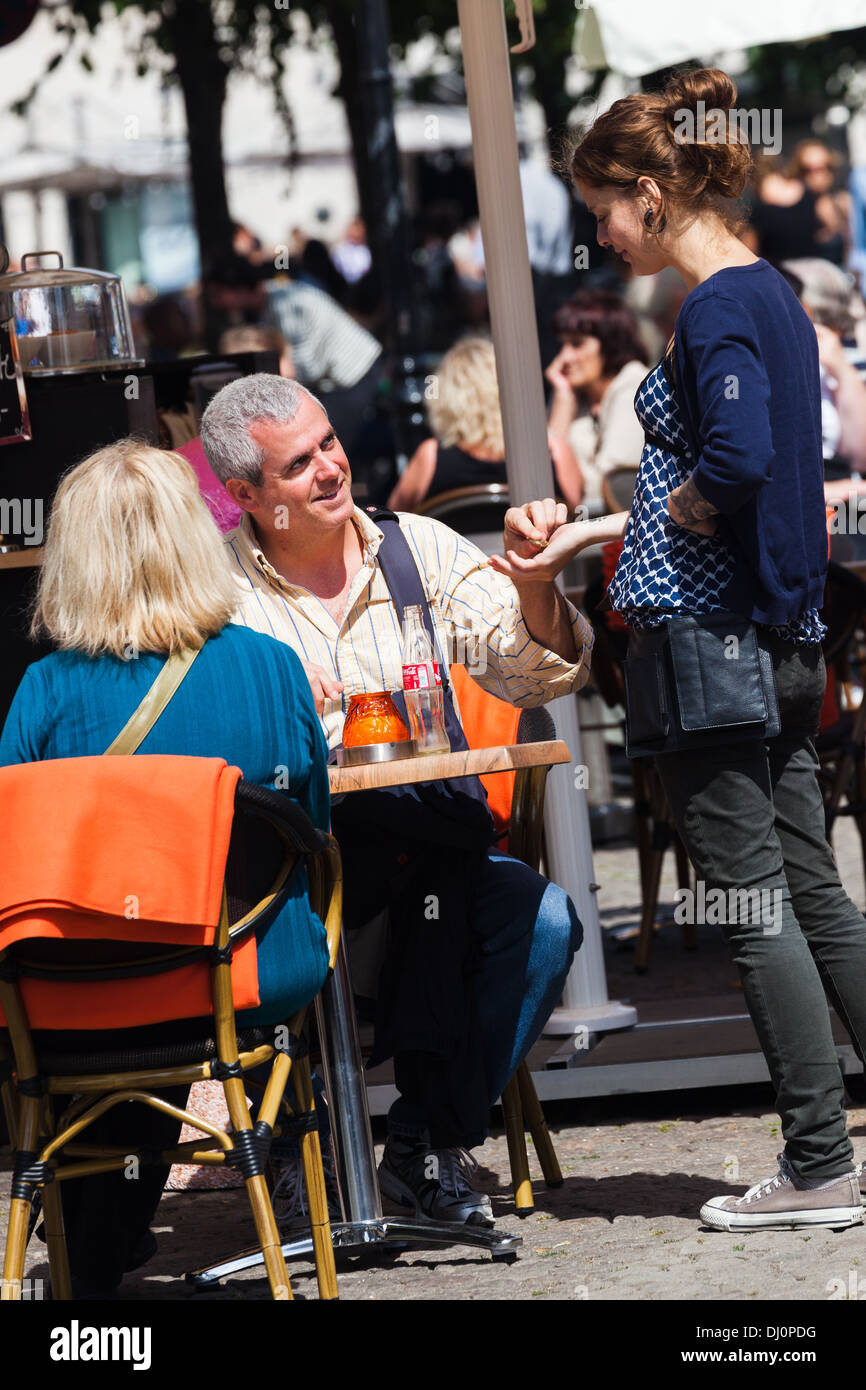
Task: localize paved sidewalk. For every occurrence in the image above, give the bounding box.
[3,816,865,1302]
[6,1098,866,1302]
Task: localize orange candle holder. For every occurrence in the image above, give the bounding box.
[342,692,410,747]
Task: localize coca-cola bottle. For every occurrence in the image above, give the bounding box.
[401,604,449,754]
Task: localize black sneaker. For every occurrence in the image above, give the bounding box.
[268,1137,341,1230]
[378,1136,494,1227]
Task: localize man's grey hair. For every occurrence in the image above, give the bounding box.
[200,373,326,485]
[781,258,861,337]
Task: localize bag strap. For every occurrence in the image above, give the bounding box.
[103,645,201,756]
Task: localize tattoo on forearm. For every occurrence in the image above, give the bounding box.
[672,476,717,524]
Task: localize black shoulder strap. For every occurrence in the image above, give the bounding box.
[362,505,466,753]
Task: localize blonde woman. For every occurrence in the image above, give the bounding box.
[387,335,582,512]
[491,68,866,1235]
[0,439,330,1297]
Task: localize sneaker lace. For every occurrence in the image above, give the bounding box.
[271,1140,339,1222]
[436,1147,480,1197]
[270,1146,306,1218]
[740,1151,793,1205]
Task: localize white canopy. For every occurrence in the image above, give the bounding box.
[577,0,866,77]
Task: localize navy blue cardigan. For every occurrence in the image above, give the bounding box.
[672,259,827,626]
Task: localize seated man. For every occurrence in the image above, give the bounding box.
[200,373,594,1227]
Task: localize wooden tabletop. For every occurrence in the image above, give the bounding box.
[328,739,571,794]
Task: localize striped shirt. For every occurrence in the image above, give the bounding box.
[265,279,382,390]
[225,507,594,751]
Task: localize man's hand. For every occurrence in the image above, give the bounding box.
[302,661,343,714]
[668,477,718,536]
[502,498,571,560]
[490,518,584,583]
[490,505,630,583]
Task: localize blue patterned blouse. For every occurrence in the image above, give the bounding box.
[606,355,826,645]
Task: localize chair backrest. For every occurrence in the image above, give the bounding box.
[509,707,557,870]
[446,668,557,867]
[0,758,328,1033]
[821,560,866,665]
[601,466,639,514]
[448,665,519,843]
[416,483,510,553]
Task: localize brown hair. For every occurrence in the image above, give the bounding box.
[552,291,646,376]
[568,68,753,234]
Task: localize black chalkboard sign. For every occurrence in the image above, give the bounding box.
[0,320,31,446]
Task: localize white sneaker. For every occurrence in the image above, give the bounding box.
[701,1152,862,1232]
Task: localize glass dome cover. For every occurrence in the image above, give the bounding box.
[0,251,142,375]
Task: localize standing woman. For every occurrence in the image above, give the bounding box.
[492,68,866,1233]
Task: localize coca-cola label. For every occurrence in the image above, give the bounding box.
[403,663,441,691]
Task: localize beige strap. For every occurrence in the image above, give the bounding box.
[104,646,201,756]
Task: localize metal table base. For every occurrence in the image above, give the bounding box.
[188,937,522,1289]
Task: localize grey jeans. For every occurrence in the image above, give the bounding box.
[651,631,866,1181]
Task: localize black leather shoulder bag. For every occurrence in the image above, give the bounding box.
[623,613,780,758]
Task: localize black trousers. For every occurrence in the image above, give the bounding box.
[654,633,866,1181]
[57,1086,187,1294]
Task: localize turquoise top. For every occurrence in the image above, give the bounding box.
[0,623,331,1028]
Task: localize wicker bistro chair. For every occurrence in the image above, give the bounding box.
[416,484,511,557]
[600,465,639,516]
[446,672,564,1216]
[815,562,866,880]
[415,483,510,531]
[498,705,564,1215]
[0,756,343,1302]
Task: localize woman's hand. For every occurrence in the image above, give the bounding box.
[668,479,718,536]
[545,347,576,396]
[302,661,343,714]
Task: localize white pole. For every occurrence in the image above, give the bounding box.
[457,0,635,1033]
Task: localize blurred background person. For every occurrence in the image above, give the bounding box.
[545,290,647,511]
[331,215,373,286]
[779,263,866,480]
[220,323,296,380]
[519,151,578,372]
[788,139,852,268]
[447,215,488,328]
[743,152,824,265]
[387,335,581,514]
[413,200,464,350]
[141,293,199,362]
[782,257,866,379]
[265,270,384,460]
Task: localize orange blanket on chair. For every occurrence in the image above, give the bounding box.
[0,755,259,1028]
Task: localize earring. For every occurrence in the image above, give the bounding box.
[644,207,666,234]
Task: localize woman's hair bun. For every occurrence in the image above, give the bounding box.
[662,67,738,118]
[661,67,751,199]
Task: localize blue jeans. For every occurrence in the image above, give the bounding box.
[387,851,582,1148]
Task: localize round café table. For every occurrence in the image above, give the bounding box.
[191,739,571,1284]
